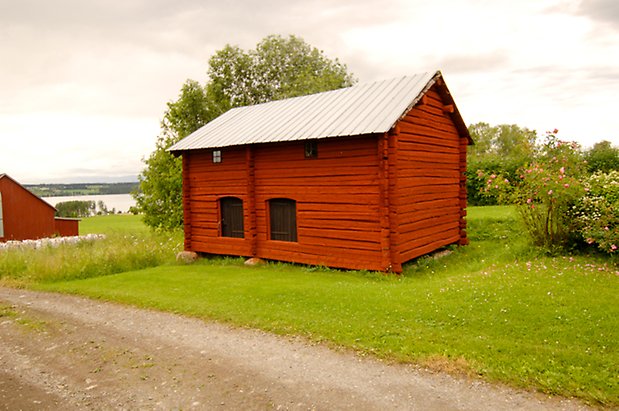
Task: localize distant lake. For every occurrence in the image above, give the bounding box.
[42,193,135,213]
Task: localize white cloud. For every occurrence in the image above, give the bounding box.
[0,113,158,183]
[0,0,617,183]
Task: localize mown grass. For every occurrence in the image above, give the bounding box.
[33,207,619,406]
[80,213,150,235]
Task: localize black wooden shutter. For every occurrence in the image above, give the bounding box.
[220,197,244,238]
[269,199,297,242]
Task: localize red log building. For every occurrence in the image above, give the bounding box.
[170,71,472,273]
[0,174,79,241]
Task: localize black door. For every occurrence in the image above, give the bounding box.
[220,197,244,238]
[269,199,297,242]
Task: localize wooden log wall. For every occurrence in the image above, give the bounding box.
[392,84,467,263]
[183,136,385,271]
[181,82,469,272]
[253,136,383,271]
[182,155,192,250]
[184,149,252,257]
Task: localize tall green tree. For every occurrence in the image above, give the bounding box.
[55,200,95,218]
[584,140,619,173]
[134,80,214,230]
[467,123,538,205]
[135,35,355,230]
[206,35,355,115]
[468,122,538,161]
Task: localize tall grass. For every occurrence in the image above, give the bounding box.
[0,231,181,284]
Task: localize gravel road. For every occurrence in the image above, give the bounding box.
[0,287,588,410]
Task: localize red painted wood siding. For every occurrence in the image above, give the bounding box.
[54,218,79,237]
[253,137,382,270]
[0,176,56,241]
[183,136,384,271]
[180,84,468,273]
[183,148,252,257]
[392,84,467,263]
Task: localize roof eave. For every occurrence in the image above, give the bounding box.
[432,72,473,145]
[385,71,473,145]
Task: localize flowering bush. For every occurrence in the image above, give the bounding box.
[572,171,619,255]
[483,131,587,251]
[514,163,583,250]
[466,157,526,205]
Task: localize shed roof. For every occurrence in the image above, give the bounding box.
[169,70,470,152]
[0,173,57,212]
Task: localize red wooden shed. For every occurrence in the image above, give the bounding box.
[169,71,472,273]
[0,174,79,241]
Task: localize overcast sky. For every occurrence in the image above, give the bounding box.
[1,0,618,183]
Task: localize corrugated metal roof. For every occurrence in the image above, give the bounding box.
[169,71,441,152]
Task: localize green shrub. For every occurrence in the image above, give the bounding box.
[466,158,525,206]
[484,133,587,251]
[584,140,619,173]
[466,122,537,206]
[572,171,619,255]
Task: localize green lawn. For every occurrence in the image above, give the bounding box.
[34,206,619,406]
[80,214,150,235]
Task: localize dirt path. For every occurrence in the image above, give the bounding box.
[0,287,588,410]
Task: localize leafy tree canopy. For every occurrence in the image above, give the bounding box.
[466,122,541,206]
[468,122,538,162]
[134,35,355,230]
[207,35,355,114]
[584,140,619,173]
[55,200,95,218]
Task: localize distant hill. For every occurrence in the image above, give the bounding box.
[32,175,139,184]
[26,182,140,197]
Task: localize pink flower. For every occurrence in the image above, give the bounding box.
[487,180,493,185]
[526,198,532,204]
[584,187,590,192]
[605,226,609,231]
[586,238,595,244]
[548,190,553,195]
[611,244,617,251]
[490,174,497,179]
[564,183,569,188]
[559,167,565,174]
